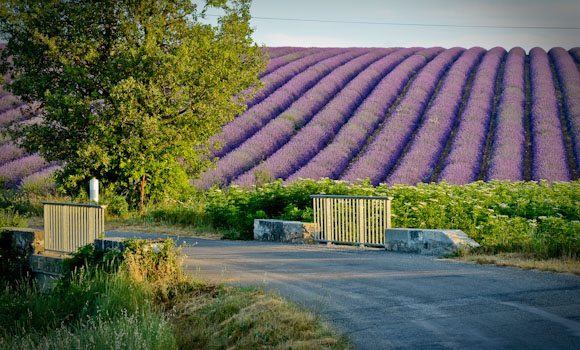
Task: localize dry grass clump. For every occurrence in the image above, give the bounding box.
[106,218,225,240]
[459,253,580,275]
[169,284,351,350]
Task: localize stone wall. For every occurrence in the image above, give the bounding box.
[254,219,315,243]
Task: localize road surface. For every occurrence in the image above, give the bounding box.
[108,231,580,349]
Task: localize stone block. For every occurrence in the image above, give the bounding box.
[94,237,126,252]
[3,227,45,256]
[30,253,66,275]
[385,228,479,256]
[30,253,68,291]
[254,219,315,243]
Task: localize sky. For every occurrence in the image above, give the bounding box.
[203,0,580,51]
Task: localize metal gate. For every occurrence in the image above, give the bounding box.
[43,202,106,253]
[311,195,393,247]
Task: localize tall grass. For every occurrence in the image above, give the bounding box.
[0,256,177,349]
[0,237,350,349]
[0,276,176,350]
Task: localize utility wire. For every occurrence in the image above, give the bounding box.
[206,14,580,30]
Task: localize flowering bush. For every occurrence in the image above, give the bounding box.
[199,179,580,258]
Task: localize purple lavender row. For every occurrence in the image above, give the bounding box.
[20,164,60,192]
[0,142,25,164]
[285,48,443,182]
[339,47,465,185]
[0,154,48,188]
[0,90,9,99]
[260,48,320,77]
[0,95,21,113]
[210,48,363,158]
[264,47,308,59]
[195,49,392,189]
[386,47,486,186]
[569,48,580,66]
[529,47,570,181]
[486,48,527,181]
[233,47,420,186]
[549,47,580,172]
[243,48,346,110]
[0,105,25,126]
[438,47,506,184]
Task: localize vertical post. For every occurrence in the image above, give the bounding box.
[357,198,365,246]
[312,197,318,240]
[44,204,50,250]
[387,197,393,229]
[89,178,99,203]
[324,198,332,244]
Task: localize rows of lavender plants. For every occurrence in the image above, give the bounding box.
[209,48,362,158]
[435,47,505,184]
[286,47,443,182]
[339,47,465,185]
[570,48,580,63]
[0,95,21,114]
[264,47,308,59]
[486,48,527,181]
[196,49,393,189]
[233,47,421,186]
[0,105,26,126]
[2,46,580,191]
[20,164,59,194]
[259,48,320,78]
[0,142,24,164]
[529,47,570,181]
[0,154,49,188]
[386,47,486,185]
[549,47,580,173]
[244,48,344,110]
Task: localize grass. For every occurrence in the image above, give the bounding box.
[456,252,580,275]
[0,238,351,350]
[168,283,350,349]
[105,217,225,240]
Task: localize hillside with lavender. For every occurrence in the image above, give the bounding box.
[2,46,580,190]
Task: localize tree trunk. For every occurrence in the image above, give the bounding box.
[140,174,146,217]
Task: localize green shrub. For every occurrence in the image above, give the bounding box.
[0,206,27,228]
[101,191,130,218]
[197,179,580,258]
[0,208,29,287]
[0,189,41,217]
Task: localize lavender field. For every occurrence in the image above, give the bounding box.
[2,46,580,190]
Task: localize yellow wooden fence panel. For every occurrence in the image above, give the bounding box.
[311,195,393,247]
[43,202,106,253]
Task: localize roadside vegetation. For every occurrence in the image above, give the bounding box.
[138,179,580,261]
[3,177,578,274]
[0,224,350,349]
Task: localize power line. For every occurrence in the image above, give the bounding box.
[206,14,580,30]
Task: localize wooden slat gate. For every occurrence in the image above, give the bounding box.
[311,195,393,247]
[43,202,106,253]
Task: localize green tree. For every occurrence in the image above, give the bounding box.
[0,0,266,211]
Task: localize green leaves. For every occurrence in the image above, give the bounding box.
[1,0,267,205]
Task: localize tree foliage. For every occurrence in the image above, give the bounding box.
[0,0,267,205]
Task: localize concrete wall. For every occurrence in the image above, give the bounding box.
[4,227,45,257]
[254,219,315,243]
[385,228,479,256]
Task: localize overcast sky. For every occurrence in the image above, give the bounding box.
[205,0,580,51]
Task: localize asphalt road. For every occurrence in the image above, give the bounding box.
[108,231,580,349]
